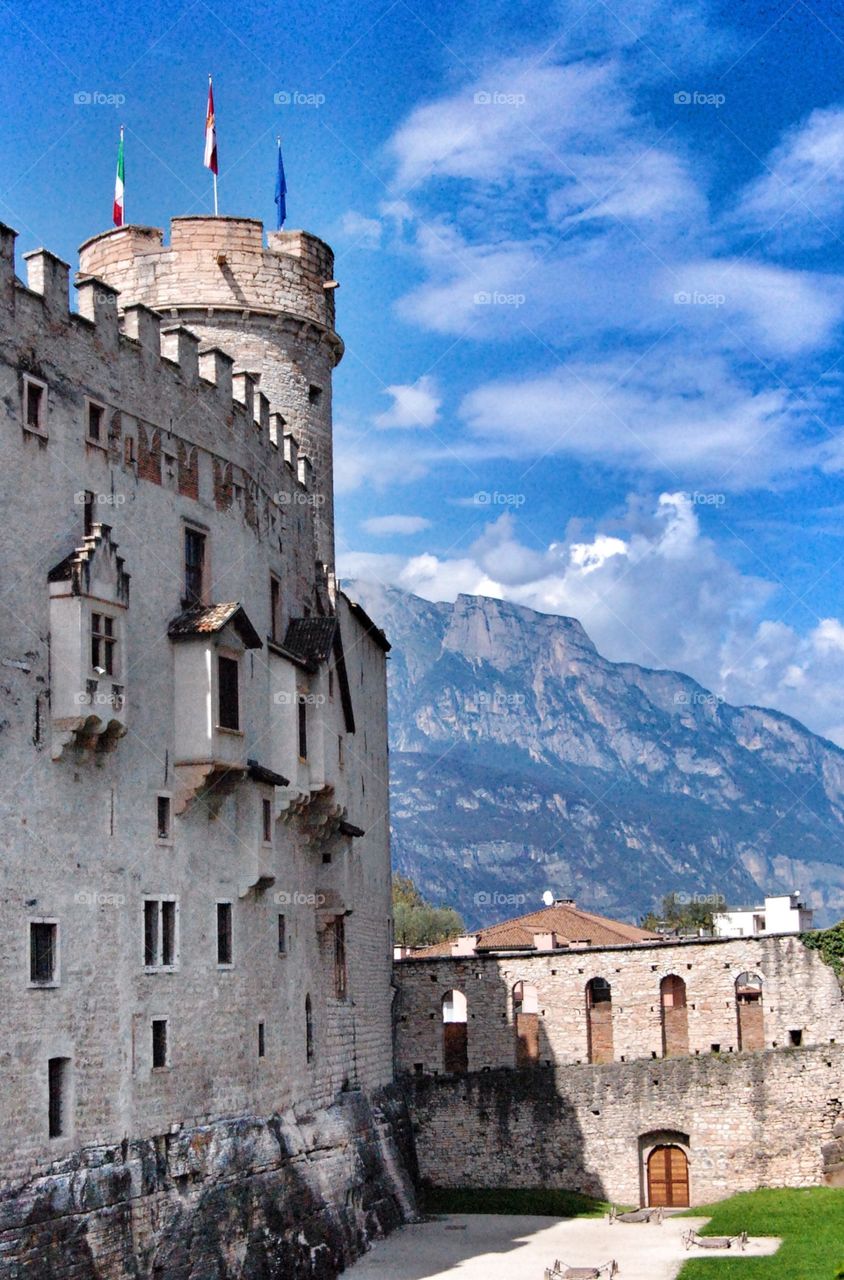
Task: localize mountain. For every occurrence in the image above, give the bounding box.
[346,581,844,929]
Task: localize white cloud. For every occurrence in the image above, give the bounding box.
[730,104,844,248]
[339,210,382,248]
[375,375,441,429]
[361,514,432,535]
[342,495,844,746]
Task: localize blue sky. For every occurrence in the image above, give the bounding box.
[4,0,844,740]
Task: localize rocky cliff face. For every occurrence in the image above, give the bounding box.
[347,582,844,927]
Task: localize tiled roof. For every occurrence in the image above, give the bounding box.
[168,602,262,649]
[476,902,658,951]
[282,616,337,666]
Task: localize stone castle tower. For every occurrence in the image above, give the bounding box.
[0,210,415,1277]
[79,216,341,569]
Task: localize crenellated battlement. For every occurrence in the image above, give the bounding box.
[0,221,320,534]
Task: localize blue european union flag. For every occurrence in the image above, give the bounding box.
[275,140,287,230]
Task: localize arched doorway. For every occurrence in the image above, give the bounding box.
[586,977,613,1064]
[647,1144,690,1207]
[513,981,539,1067]
[660,974,688,1057]
[735,972,764,1051]
[442,990,468,1073]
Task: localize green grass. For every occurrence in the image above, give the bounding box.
[418,1186,610,1218]
[679,1187,844,1280]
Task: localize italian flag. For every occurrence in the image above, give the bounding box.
[204,77,218,174]
[113,127,124,228]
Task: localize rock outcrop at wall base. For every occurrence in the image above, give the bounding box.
[0,1087,417,1279]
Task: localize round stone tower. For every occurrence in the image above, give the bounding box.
[78,216,342,570]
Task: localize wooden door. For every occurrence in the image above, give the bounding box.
[443,1022,468,1074]
[515,1011,539,1066]
[647,1145,689,1207]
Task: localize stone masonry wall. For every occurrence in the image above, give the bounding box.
[395,934,844,1074]
[0,1086,417,1280]
[404,1044,844,1206]
[0,213,404,1277]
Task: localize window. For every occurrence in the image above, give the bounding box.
[91,612,116,676]
[262,797,273,845]
[143,898,178,970]
[308,384,323,406]
[217,655,240,730]
[298,697,308,760]
[30,921,58,985]
[332,917,348,1000]
[151,1019,168,1069]
[183,526,206,606]
[83,491,95,536]
[23,376,46,434]
[48,1057,68,1137]
[305,994,314,1063]
[338,734,344,769]
[277,914,287,955]
[258,1021,266,1058]
[156,795,172,842]
[86,399,105,445]
[217,901,233,966]
[270,574,282,643]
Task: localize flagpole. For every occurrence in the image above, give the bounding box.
[213,171,218,216]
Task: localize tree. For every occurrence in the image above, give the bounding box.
[641,891,722,933]
[392,874,464,948]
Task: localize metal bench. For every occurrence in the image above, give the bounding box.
[544,1260,619,1278]
[682,1229,748,1251]
[608,1205,663,1224]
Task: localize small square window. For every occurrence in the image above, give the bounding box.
[23,377,46,435]
[308,384,323,406]
[151,1019,168,1069]
[277,914,287,955]
[217,901,233,966]
[30,921,58,985]
[262,797,273,845]
[86,399,105,444]
[258,1021,266,1059]
[156,795,172,842]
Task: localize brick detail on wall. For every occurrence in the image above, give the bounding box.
[137,422,161,485]
[177,440,199,500]
[213,456,233,511]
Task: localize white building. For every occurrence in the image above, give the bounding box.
[713,892,814,937]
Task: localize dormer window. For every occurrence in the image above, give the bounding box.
[90,612,116,676]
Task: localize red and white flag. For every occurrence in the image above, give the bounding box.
[204,76,218,175]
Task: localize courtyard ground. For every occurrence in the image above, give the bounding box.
[345,1212,780,1279]
[679,1187,844,1278]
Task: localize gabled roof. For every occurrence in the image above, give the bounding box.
[168,602,262,649]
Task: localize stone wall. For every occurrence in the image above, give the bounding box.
[403,1045,844,1206]
[0,1086,417,1279]
[394,934,844,1074]
[0,215,403,1274]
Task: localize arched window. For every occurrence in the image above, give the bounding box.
[735,972,764,1051]
[660,974,688,1057]
[513,981,540,1067]
[305,994,314,1063]
[442,989,468,1074]
[586,977,613,1064]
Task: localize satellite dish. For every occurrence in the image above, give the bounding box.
[542,890,554,907]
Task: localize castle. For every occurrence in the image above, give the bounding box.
[2,209,844,1279]
[0,215,415,1277]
